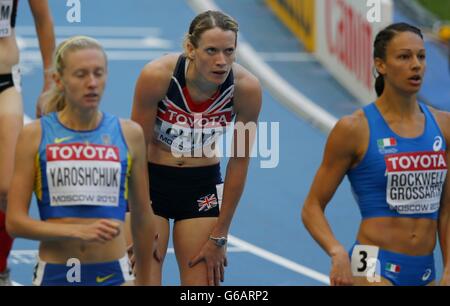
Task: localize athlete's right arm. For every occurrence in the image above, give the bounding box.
[131,55,175,146]
[6,121,120,242]
[301,112,367,286]
[121,119,157,285]
[28,0,55,117]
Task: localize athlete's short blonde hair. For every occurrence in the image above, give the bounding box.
[43,36,107,114]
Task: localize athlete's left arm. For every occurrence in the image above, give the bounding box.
[28,0,55,116]
[435,109,450,285]
[121,119,157,285]
[212,67,262,245]
[189,67,262,286]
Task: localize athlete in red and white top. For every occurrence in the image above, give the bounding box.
[131,10,262,285]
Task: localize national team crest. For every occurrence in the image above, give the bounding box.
[197,194,218,212]
[377,137,398,154]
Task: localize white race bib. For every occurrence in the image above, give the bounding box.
[385,151,447,214]
[46,143,122,207]
[0,0,13,38]
[156,115,227,153]
[351,244,380,282]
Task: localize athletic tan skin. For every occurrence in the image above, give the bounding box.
[6,39,156,285]
[0,0,55,214]
[130,11,262,286]
[302,28,450,286]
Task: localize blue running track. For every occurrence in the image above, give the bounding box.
[9,0,445,285]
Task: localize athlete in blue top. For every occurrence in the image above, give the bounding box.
[0,0,55,286]
[302,23,450,286]
[131,11,262,285]
[6,36,156,286]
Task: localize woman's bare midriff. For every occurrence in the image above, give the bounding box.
[148,141,220,167]
[0,33,19,74]
[38,218,126,264]
[357,217,437,256]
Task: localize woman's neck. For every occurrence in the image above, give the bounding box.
[185,60,218,99]
[376,85,419,118]
[58,106,102,131]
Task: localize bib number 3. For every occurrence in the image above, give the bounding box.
[351,244,380,282]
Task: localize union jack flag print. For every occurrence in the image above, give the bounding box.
[197,194,218,212]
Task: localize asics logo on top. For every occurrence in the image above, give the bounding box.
[422,269,432,282]
[54,136,74,144]
[433,136,443,152]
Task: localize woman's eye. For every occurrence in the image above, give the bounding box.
[225,49,235,55]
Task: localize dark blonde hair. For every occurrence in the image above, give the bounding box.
[183,10,239,54]
[43,36,107,114]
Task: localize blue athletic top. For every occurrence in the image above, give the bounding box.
[347,103,447,220]
[35,112,131,221]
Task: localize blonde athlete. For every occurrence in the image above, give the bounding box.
[6,37,155,286]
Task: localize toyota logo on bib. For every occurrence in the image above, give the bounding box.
[433,136,443,152]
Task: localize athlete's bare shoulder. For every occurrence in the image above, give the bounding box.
[135,53,182,101]
[22,119,42,137]
[119,119,145,153]
[140,53,180,81]
[231,63,261,116]
[231,62,259,87]
[119,118,144,137]
[231,63,261,99]
[328,108,369,160]
[334,109,368,138]
[428,106,450,142]
[17,120,42,154]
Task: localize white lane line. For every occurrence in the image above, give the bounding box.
[20,51,170,62]
[10,246,247,265]
[18,37,173,50]
[104,51,169,61]
[10,242,328,285]
[229,235,329,285]
[9,250,37,265]
[12,281,23,286]
[24,114,32,124]
[257,52,315,62]
[16,26,161,37]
